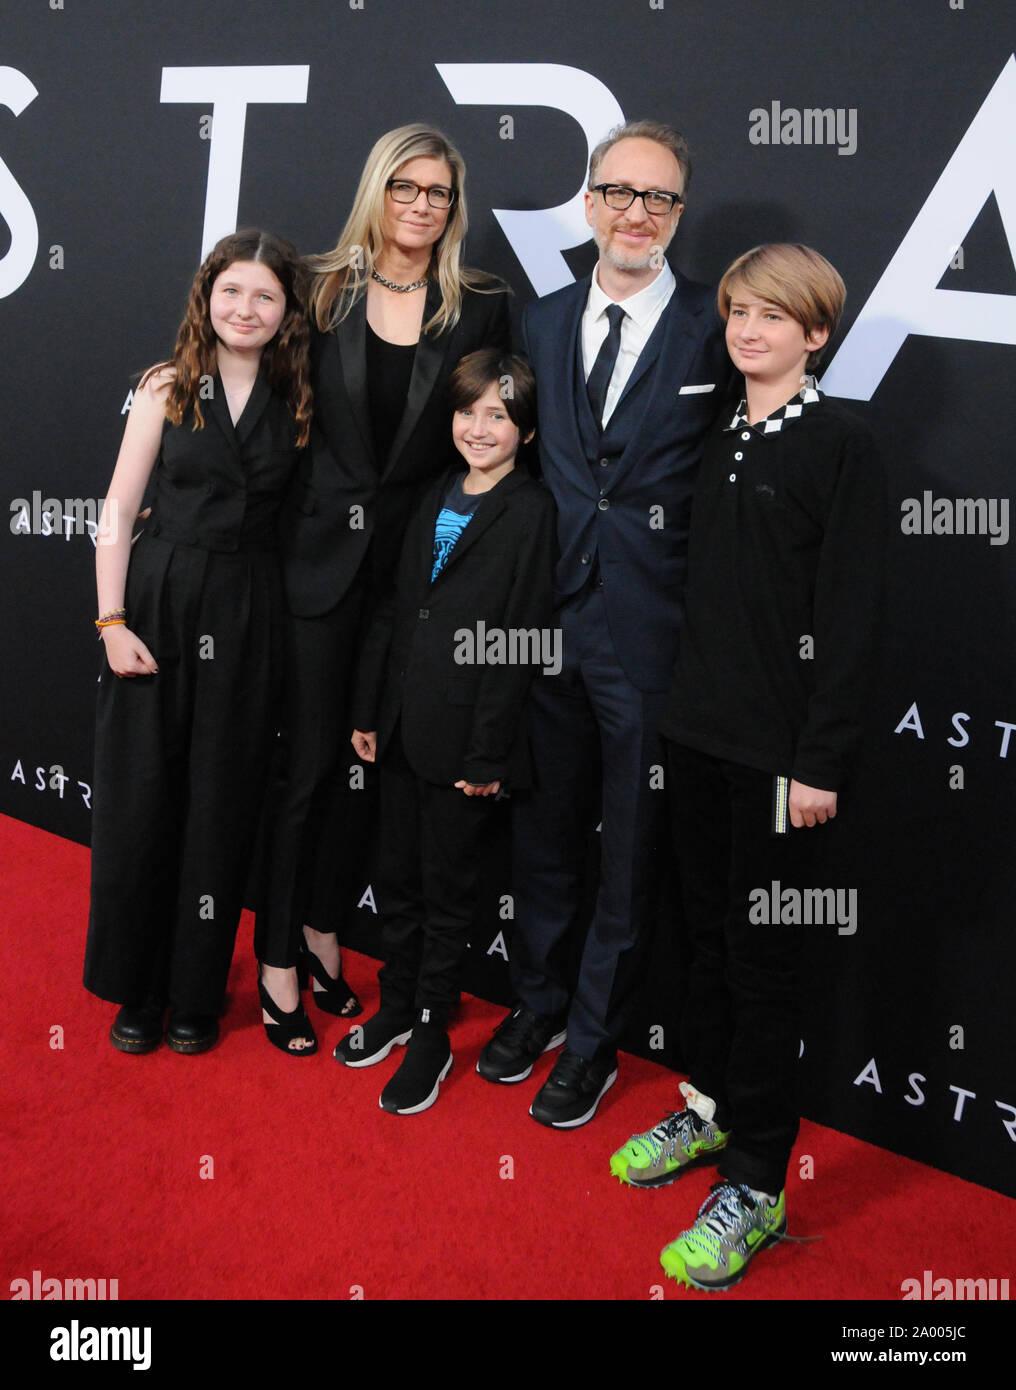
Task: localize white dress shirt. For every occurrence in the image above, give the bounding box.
[581,262,676,427]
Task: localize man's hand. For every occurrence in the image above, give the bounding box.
[788,779,837,828]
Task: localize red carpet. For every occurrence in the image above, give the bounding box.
[4,813,1013,1312]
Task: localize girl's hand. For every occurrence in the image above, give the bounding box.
[455,779,501,797]
[102,625,158,677]
[351,730,376,763]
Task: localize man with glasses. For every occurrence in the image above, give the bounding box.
[478,120,731,1127]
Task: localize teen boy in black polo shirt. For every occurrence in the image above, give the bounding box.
[609,244,884,1290]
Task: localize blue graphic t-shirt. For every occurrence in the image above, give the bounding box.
[432,476,482,581]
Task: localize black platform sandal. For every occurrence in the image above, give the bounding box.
[258,970,318,1056]
[300,941,362,1018]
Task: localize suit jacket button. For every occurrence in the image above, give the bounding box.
[419,608,429,619]
[597,497,610,511]
[599,458,609,468]
[580,553,590,564]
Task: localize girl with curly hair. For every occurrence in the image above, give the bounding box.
[84,228,312,1056]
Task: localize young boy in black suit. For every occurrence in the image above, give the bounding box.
[609,244,884,1288]
[337,350,556,1113]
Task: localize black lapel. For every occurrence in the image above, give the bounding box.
[384,277,444,480]
[604,280,706,490]
[612,272,703,416]
[429,467,529,583]
[573,316,601,459]
[234,370,272,448]
[205,372,239,455]
[412,467,455,591]
[335,293,375,465]
[544,278,598,495]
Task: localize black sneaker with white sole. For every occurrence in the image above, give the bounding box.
[334,1007,413,1068]
[476,1005,567,1083]
[379,1015,452,1115]
[529,1047,618,1128]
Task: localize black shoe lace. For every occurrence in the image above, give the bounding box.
[495,1007,540,1048]
[549,1048,589,1088]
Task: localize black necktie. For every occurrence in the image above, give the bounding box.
[586,303,625,428]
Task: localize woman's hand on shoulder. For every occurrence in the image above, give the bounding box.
[127,364,175,422]
[101,625,158,678]
[137,363,175,395]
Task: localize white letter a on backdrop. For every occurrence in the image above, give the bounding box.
[822,55,1016,401]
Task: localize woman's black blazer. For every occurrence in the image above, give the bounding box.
[279,277,511,617]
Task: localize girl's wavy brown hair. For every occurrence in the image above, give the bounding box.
[144,229,312,446]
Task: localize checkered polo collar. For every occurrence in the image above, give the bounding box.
[725,379,823,436]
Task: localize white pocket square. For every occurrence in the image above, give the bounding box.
[679,383,715,395]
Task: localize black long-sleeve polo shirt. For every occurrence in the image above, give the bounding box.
[660,388,885,792]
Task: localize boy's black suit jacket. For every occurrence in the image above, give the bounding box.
[278,279,511,617]
[351,465,556,789]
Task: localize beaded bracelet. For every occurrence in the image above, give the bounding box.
[95,608,127,632]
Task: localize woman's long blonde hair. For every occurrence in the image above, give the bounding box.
[307,123,501,336]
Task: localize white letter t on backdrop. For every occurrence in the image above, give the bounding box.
[160,66,309,258]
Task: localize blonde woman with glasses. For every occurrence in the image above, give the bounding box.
[254,124,510,1057]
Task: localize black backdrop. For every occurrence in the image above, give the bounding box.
[2,0,1014,1197]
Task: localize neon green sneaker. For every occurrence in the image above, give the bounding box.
[660,1182,786,1290]
[609,1109,729,1187]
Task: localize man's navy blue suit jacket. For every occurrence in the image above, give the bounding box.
[521,269,731,693]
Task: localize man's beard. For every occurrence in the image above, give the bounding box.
[596,226,664,273]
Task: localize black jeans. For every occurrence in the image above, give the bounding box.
[668,741,811,1195]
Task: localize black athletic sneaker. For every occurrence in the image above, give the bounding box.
[379,1014,452,1115]
[529,1047,618,1128]
[334,1007,413,1068]
[475,1005,567,1083]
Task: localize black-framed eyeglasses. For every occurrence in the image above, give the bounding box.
[592,184,684,215]
[386,178,456,209]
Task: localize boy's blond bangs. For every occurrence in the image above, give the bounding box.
[718,244,846,365]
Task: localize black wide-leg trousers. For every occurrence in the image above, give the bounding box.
[84,536,282,1013]
[254,580,365,968]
